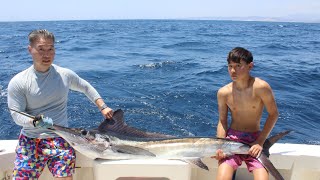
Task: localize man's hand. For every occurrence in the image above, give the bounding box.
[249,143,263,158]
[33,115,53,128]
[101,107,113,120]
[211,149,226,160]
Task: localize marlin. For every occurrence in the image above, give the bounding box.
[48,109,288,180]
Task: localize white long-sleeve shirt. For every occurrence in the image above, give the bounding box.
[8,64,101,138]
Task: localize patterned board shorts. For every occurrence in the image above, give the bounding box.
[219,128,264,172]
[12,134,76,179]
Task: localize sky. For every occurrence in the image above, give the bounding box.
[1,0,320,22]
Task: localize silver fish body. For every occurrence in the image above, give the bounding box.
[50,109,288,180]
[106,136,250,159]
[53,125,250,160]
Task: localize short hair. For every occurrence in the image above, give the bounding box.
[227,47,253,64]
[28,29,55,45]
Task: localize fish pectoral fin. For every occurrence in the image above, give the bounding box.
[183,158,209,171]
[111,145,156,157]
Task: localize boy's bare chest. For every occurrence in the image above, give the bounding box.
[226,89,262,111]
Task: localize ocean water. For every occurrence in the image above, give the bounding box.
[0,20,319,144]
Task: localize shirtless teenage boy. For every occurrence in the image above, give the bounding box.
[215,47,279,180]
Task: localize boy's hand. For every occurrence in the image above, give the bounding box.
[33,115,53,128]
[249,143,263,158]
[211,149,226,160]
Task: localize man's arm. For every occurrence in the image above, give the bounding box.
[7,77,34,127]
[67,69,113,119]
[95,98,113,119]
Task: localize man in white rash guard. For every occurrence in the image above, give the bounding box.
[7,29,113,180]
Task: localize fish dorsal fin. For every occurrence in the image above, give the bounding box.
[266,130,291,146]
[111,145,156,157]
[98,109,126,132]
[263,130,291,157]
[98,109,172,139]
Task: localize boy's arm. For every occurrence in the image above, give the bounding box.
[250,81,279,157]
[213,88,229,160]
[256,82,279,145]
[216,88,229,138]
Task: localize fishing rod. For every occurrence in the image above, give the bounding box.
[8,108,50,128]
[8,108,36,120]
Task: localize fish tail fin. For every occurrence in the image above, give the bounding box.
[263,130,291,157]
[259,131,291,180]
[258,153,285,180]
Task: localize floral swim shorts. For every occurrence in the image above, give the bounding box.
[12,134,76,179]
[219,128,264,172]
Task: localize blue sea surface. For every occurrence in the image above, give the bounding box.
[0,20,319,144]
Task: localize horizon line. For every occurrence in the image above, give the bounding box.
[0,17,319,24]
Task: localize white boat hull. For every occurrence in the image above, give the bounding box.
[1,140,320,180]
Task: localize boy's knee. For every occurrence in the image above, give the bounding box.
[216,163,236,180]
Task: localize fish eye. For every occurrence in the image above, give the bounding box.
[81,130,88,135]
